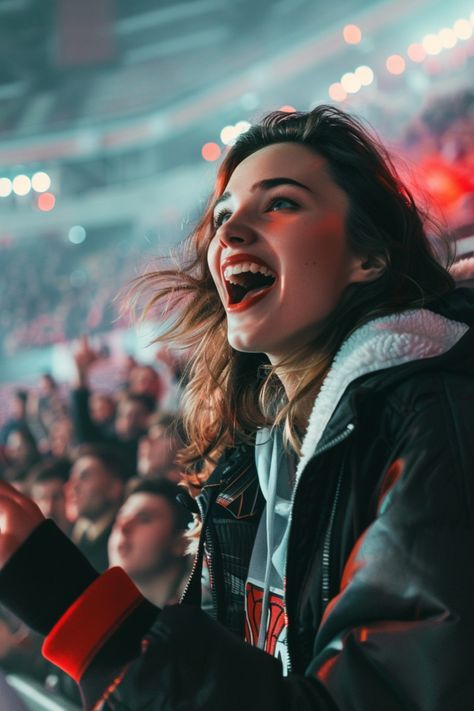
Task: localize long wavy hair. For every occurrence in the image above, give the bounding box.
[132,105,454,476]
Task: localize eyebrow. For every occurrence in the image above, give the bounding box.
[212,177,312,212]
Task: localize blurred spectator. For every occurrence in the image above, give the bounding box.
[137,412,184,483]
[0,391,28,446]
[108,478,192,607]
[68,443,132,572]
[71,336,155,469]
[35,373,68,435]
[2,428,42,493]
[113,392,155,442]
[89,392,116,436]
[27,457,72,535]
[48,416,74,458]
[127,363,163,405]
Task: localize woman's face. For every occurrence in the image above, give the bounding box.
[207,142,369,361]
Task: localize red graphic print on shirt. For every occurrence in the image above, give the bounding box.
[245,581,287,664]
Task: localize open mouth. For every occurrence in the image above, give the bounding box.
[223,263,276,306]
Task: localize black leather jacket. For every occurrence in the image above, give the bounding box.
[1,289,474,711]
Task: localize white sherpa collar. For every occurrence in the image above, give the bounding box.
[295,308,469,481]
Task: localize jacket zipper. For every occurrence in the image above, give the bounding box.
[179,459,237,612]
[321,460,345,610]
[178,494,207,605]
[284,422,355,673]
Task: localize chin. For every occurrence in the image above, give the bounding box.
[227,330,267,354]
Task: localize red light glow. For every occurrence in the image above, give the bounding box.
[407,43,426,62]
[37,192,56,211]
[201,142,221,162]
[386,54,406,75]
[343,24,362,44]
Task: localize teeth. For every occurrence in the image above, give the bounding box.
[223,262,275,281]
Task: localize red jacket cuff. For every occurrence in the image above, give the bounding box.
[42,567,143,682]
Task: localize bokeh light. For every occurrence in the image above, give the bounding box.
[279,105,296,113]
[453,18,472,40]
[407,43,426,62]
[201,142,221,162]
[340,72,361,94]
[68,225,86,244]
[12,174,32,196]
[343,24,362,44]
[354,65,374,86]
[31,171,51,193]
[328,82,347,102]
[37,192,56,211]
[386,54,406,75]
[0,178,12,197]
[220,125,238,146]
[234,120,251,134]
[438,27,457,49]
[422,33,442,55]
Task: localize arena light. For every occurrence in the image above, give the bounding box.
[386,54,406,75]
[235,120,251,134]
[220,120,252,147]
[422,33,442,55]
[201,142,221,162]
[0,177,12,197]
[438,27,457,49]
[407,42,427,62]
[31,171,51,193]
[328,82,347,102]
[68,225,86,244]
[12,174,31,196]
[453,18,472,40]
[220,125,237,146]
[354,65,374,86]
[37,192,55,212]
[340,72,361,94]
[343,24,362,45]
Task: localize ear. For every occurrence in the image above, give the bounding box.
[349,254,386,284]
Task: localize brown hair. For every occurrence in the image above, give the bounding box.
[132,105,454,475]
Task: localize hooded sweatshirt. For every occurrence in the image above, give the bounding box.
[245,305,469,673]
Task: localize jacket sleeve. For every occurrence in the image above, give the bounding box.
[305,372,474,711]
[71,387,102,444]
[0,522,337,711]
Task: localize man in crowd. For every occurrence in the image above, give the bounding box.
[108,478,192,607]
[27,457,72,535]
[0,391,28,446]
[71,336,155,469]
[68,443,132,572]
[137,412,184,482]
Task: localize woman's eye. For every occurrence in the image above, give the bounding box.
[213,209,232,228]
[267,196,298,211]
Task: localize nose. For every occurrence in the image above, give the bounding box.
[117,517,133,535]
[217,213,257,248]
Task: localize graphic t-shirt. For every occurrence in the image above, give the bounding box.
[244,428,295,674]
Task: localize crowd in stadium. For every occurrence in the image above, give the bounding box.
[0,339,192,707]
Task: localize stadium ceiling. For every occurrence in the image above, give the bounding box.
[0,0,465,150]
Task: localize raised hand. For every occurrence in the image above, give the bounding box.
[0,481,45,569]
[73,335,101,387]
